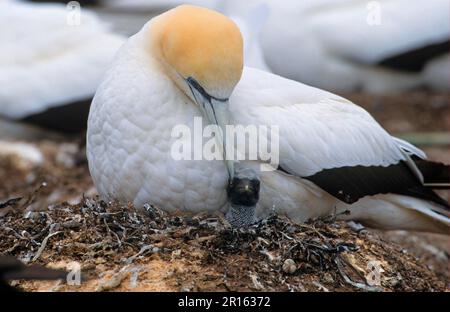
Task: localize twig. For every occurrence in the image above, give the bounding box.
[312,281,329,292]
[31,224,50,241]
[335,257,382,292]
[297,224,327,240]
[125,245,154,264]
[32,231,63,262]
[339,254,368,281]
[103,219,122,248]
[21,182,47,210]
[0,197,22,209]
[4,226,27,240]
[280,232,294,240]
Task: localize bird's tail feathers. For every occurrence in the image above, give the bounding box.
[394,137,427,159]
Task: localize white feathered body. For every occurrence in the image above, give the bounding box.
[87,36,229,212]
[87,29,449,233]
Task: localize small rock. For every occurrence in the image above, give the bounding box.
[172,249,182,257]
[62,220,82,229]
[323,273,334,284]
[347,221,366,233]
[96,264,106,272]
[96,271,127,292]
[282,259,297,274]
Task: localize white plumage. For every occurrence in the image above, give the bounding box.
[87,6,450,234]
[0,0,125,119]
[228,4,271,72]
[230,68,407,176]
[224,0,450,92]
[101,0,218,11]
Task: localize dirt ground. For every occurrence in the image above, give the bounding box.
[0,92,449,292]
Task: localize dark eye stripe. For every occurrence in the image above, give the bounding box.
[186,77,228,103]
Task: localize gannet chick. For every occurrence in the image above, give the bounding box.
[226,166,260,228]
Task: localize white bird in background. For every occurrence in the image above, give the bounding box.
[223,0,450,93]
[0,0,125,132]
[100,0,217,12]
[87,5,450,234]
[423,54,450,92]
[226,4,272,72]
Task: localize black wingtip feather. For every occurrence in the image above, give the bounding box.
[414,158,450,186]
[21,99,92,134]
[378,40,450,72]
[293,158,450,210]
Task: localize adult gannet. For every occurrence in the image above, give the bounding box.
[223,0,450,93]
[0,0,125,132]
[87,5,450,234]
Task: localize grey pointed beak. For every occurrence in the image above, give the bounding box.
[186,77,234,178]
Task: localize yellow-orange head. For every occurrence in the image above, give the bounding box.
[148,5,244,99]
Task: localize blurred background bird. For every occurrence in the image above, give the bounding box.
[222,0,450,93]
[2,0,447,136]
[0,0,124,134]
